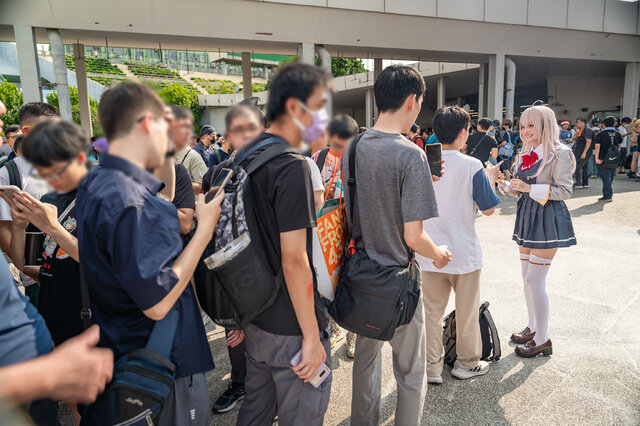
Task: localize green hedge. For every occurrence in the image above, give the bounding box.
[65,56,124,75]
[125,62,180,79]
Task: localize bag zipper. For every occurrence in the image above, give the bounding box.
[116,364,174,389]
[112,408,153,426]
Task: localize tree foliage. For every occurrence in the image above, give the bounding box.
[45,86,103,137]
[0,81,24,129]
[158,83,202,130]
[280,56,368,78]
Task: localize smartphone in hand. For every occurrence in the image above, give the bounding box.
[425,143,443,177]
[290,349,331,388]
[205,168,233,203]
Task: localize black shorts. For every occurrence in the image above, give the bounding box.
[499,156,513,172]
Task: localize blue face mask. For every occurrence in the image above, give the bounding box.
[292,100,330,143]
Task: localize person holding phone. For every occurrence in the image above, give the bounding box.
[420,106,502,384]
[499,104,576,358]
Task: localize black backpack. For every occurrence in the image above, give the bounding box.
[5,159,22,189]
[442,301,501,367]
[195,137,296,329]
[602,130,621,168]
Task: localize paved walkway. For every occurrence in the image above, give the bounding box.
[205,176,640,426]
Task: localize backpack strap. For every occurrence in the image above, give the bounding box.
[233,136,285,168]
[245,143,294,175]
[315,148,329,171]
[347,133,365,229]
[144,308,180,358]
[480,302,501,361]
[6,160,22,190]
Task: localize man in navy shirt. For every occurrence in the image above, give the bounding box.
[76,82,224,426]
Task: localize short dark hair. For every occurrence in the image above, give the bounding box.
[576,117,586,124]
[225,104,264,130]
[266,62,330,123]
[622,116,632,124]
[98,81,165,141]
[374,65,425,113]
[4,124,20,135]
[477,118,492,130]
[13,134,24,153]
[603,115,615,128]
[170,105,193,121]
[432,106,470,144]
[18,102,59,127]
[502,119,513,128]
[328,114,358,139]
[358,126,368,134]
[22,120,87,167]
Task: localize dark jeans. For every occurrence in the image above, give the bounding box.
[597,165,615,199]
[574,156,590,186]
[225,328,246,386]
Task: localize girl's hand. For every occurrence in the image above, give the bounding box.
[510,178,531,193]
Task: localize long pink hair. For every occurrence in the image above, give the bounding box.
[516,105,567,177]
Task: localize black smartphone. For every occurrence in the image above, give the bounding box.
[425,143,443,177]
[205,168,233,203]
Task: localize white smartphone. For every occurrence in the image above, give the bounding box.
[0,185,23,207]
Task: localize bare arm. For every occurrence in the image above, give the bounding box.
[9,222,26,270]
[404,220,451,268]
[490,147,499,159]
[176,208,194,235]
[313,190,324,214]
[582,138,592,158]
[0,221,11,256]
[191,182,202,195]
[281,228,326,382]
[143,192,222,321]
[155,159,176,203]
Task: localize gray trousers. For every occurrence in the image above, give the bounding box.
[237,323,332,426]
[158,373,209,426]
[350,292,427,426]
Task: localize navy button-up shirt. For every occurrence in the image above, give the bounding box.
[76,153,213,377]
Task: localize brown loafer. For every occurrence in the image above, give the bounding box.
[510,327,535,344]
[515,339,552,358]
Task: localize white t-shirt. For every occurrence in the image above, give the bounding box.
[0,157,51,286]
[305,157,324,192]
[618,125,629,148]
[417,150,500,275]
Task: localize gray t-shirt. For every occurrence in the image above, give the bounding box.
[344,129,439,266]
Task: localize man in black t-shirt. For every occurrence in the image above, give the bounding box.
[464,117,498,165]
[172,164,195,237]
[572,117,593,188]
[594,116,622,201]
[236,63,332,426]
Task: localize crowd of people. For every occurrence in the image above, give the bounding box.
[0,61,634,426]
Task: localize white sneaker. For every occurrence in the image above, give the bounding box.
[427,375,443,384]
[451,360,489,380]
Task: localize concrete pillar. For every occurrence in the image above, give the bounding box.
[47,29,72,121]
[622,62,640,119]
[298,42,315,65]
[487,53,505,121]
[437,77,445,109]
[478,64,486,118]
[221,60,228,76]
[72,43,93,136]
[14,25,42,103]
[316,46,333,118]
[505,57,516,122]
[242,52,252,99]
[373,58,382,120]
[365,88,374,128]
[263,66,268,80]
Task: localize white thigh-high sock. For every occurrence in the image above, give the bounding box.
[520,254,536,332]
[525,254,552,344]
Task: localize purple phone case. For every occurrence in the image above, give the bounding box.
[290,349,331,388]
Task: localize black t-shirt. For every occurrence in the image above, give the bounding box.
[173,164,195,210]
[244,133,328,336]
[37,190,83,345]
[595,128,622,161]
[466,132,497,163]
[573,128,594,156]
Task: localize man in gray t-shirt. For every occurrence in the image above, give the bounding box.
[345,65,451,426]
[343,128,438,267]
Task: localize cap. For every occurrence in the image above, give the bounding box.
[92,137,109,153]
[591,118,601,126]
[560,120,570,126]
[492,119,501,127]
[410,123,418,133]
[200,125,215,136]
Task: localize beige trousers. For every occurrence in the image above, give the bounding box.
[422,269,482,377]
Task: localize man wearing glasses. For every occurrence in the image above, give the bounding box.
[171,106,208,195]
[0,124,20,161]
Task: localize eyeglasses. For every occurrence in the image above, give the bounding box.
[34,160,72,181]
[229,125,260,135]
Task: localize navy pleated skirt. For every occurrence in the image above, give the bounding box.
[513,195,576,249]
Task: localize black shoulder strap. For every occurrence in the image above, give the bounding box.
[6,160,22,190]
[480,302,501,361]
[214,149,223,165]
[315,148,329,171]
[347,133,366,235]
[245,143,294,175]
[233,136,285,168]
[469,134,490,157]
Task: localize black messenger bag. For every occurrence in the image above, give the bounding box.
[328,133,421,341]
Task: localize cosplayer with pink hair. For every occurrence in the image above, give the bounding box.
[500,103,576,358]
